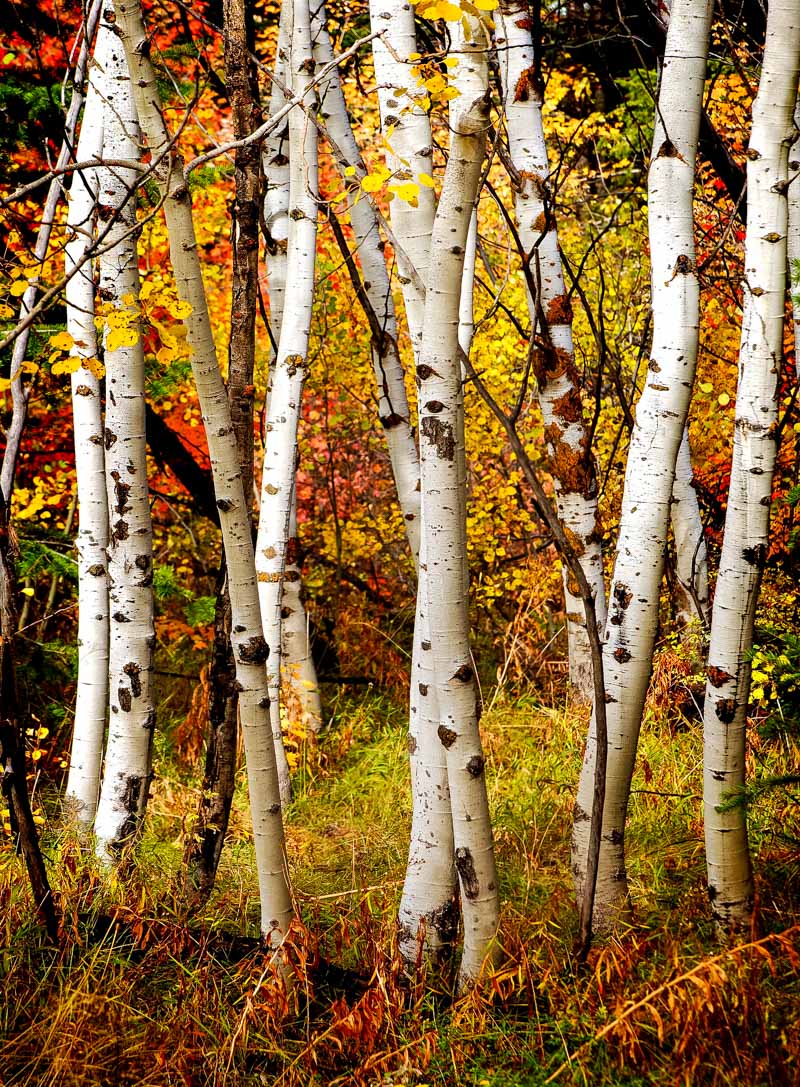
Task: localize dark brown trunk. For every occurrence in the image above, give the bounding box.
[183,0,261,898]
[0,491,58,940]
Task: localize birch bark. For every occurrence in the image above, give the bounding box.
[571,0,714,927]
[1,0,103,503]
[418,13,499,984]
[671,428,710,629]
[261,8,322,735]
[703,2,800,932]
[788,101,800,380]
[64,25,110,826]
[365,0,458,959]
[368,0,436,355]
[313,10,421,555]
[255,0,319,806]
[92,27,156,858]
[112,0,293,939]
[495,0,606,701]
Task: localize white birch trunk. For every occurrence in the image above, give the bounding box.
[788,100,800,380]
[671,428,710,629]
[280,489,323,733]
[112,0,293,939]
[0,0,103,504]
[419,14,499,984]
[365,0,459,959]
[262,8,323,737]
[255,0,318,807]
[64,25,110,827]
[703,4,800,932]
[92,29,156,859]
[571,0,714,927]
[368,0,436,353]
[494,0,606,701]
[459,213,478,359]
[312,10,421,556]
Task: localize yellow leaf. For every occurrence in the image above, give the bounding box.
[156,347,176,366]
[106,326,139,352]
[699,382,713,394]
[418,172,436,188]
[717,392,731,407]
[0,304,12,318]
[172,299,193,320]
[21,586,35,597]
[474,0,497,9]
[10,279,30,297]
[437,1,463,19]
[390,181,421,206]
[361,174,386,193]
[84,357,105,380]
[51,356,82,376]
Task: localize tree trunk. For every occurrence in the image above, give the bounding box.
[788,99,800,381]
[571,0,714,928]
[255,0,319,808]
[280,492,323,733]
[184,0,262,897]
[418,13,500,985]
[313,8,421,556]
[93,30,156,860]
[64,24,111,828]
[366,0,458,962]
[112,0,293,941]
[0,0,103,503]
[671,428,710,630]
[495,0,607,701]
[703,3,800,934]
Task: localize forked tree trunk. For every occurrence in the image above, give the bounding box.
[671,428,710,630]
[64,24,110,827]
[112,0,293,940]
[418,13,499,985]
[571,0,714,927]
[255,0,319,807]
[494,0,606,701]
[703,3,800,933]
[184,0,263,894]
[366,0,457,961]
[93,33,156,860]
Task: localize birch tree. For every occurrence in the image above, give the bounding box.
[255,0,319,806]
[366,0,458,960]
[788,100,800,380]
[494,0,607,701]
[417,12,500,983]
[671,430,710,631]
[571,0,714,927]
[92,27,156,858]
[112,0,293,939]
[64,24,111,827]
[0,0,103,503]
[703,2,800,932]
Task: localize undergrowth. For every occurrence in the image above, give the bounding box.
[1,668,799,1086]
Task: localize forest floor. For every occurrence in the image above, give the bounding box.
[1,662,799,1086]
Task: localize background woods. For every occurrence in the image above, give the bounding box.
[1,0,799,1083]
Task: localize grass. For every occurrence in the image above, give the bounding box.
[1,665,799,1086]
